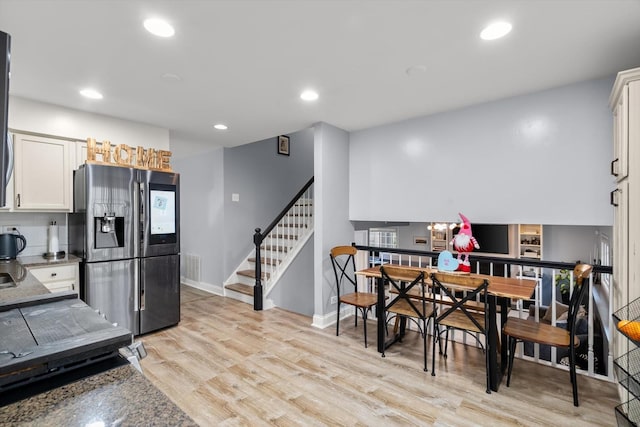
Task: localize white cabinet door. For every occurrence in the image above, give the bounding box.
[28,263,79,293]
[612,84,629,182]
[74,140,87,171]
[13,133,70,211]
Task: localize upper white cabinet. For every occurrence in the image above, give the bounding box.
[13,133,71,211]
[612,84,629,182]
[74,140,87,171]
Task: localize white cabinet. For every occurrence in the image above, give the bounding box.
[429,222,452,252]
[28,263,79,293]
[74,140,88,171]
[518,224,542,260]
[610,67,640,410]
[612,84,629,182]
[13,133,71,211]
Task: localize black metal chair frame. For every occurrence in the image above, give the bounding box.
[505,265,591,407]
[380,266,433,372]
[330,246,377,348]
[430,273,491,394]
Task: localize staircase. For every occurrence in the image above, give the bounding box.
[224,178,314,308]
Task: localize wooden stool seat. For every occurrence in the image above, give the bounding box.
[387,298,434,319]
[502,318,579,348]
[438,310,485,334]
[340,292,378,308]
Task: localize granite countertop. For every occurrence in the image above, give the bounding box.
[0,255,81,303]
[0,259,49,302]
[18,253,81,268]
[0,364,197,426]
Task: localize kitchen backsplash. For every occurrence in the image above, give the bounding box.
[0,212,68,257]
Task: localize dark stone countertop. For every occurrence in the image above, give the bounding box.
[0,363,197,426]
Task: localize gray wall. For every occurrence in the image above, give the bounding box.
[269,236,314,316]
[174,77,616,320]
[173,148,226,286]
[349,77,615,226]
[543,225,612,265]
[313,122,354,320]
[223,128,314,278]
[174,127,313,289]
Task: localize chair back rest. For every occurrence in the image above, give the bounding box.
[431,272,489,331]
[381,266,427,318]
[566,263,593,336]
[330,246,358,297]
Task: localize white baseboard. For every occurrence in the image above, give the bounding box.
[312,306,355,329]
[181,278,223,296]
[184,279,276,310]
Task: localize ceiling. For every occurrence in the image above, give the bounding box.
[1,0,640,157]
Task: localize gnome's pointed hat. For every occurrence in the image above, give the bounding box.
[458,212,472,235]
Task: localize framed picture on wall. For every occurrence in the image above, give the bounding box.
[277,135,290,156]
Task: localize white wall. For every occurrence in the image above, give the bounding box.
[349,77,615,226]
[8,96,170,149]
[0,212,67,257]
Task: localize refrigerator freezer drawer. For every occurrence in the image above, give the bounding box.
[139,254,180,335]
[84,259,138,335]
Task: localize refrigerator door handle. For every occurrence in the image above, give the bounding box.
[134,260,140,312]
[139,181,145,245]
[140,283,145,311]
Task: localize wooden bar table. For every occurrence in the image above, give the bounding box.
[356,265,536,392]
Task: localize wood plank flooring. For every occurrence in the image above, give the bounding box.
[140,285,619,426]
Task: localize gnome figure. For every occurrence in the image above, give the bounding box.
[450,213,480,272]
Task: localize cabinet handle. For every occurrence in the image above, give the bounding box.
[51,272,57,277]
[16,193,20,207]
[611,158,619,177]
[611,189,619,207]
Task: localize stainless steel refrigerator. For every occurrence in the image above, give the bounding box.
[69,163,180,336]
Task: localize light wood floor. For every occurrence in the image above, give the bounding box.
[140,285,619,426]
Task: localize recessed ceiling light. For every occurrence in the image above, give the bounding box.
[480,21,512,40]
[80,88,103,99]
[144,18,175,38]
[162,73,182,81]
[300,90,319,101]
[214,124,228,130]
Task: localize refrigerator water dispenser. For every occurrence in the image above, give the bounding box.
[94,214,125,248]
